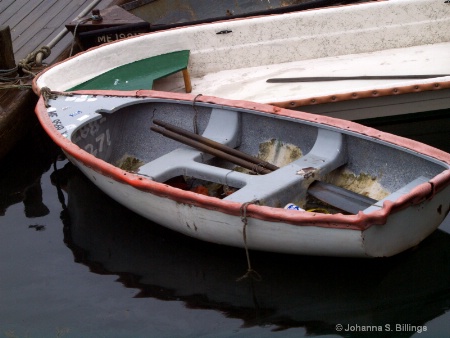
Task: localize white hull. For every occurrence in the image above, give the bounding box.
[35,91,450,257]
[73,157,449,257]
[74,157,366,256]
[34,0,450,120]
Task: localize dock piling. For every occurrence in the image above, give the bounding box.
[0,26,17,79]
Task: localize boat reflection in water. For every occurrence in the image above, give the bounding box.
[0,123,60,219]
[55,163,450,335]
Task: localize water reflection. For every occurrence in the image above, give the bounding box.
[55,163,450,337]
[0,121,60,218]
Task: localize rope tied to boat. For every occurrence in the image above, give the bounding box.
[41,87,73,107]
[69,18,91,57]
[0,65,18,79]
[41,87,58,107]
[192,94,202,134]
[0,46,49,87]
[237,199,262,282]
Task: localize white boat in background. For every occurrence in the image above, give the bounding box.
[35,89,450,257]
[67,0,367,50]
[34,0,450,121]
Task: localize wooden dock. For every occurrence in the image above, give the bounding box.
[0,0,127,160]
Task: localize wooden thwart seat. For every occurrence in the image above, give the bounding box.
[70,50,191,92]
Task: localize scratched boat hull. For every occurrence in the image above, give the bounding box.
[35,90,450,257]
[34,0,450,121]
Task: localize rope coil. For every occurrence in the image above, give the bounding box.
[18,46,51,76]
[0,66,18,74]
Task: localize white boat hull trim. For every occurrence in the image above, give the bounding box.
[35,90,450,257]
[34,0,450,120]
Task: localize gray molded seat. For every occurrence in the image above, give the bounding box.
[139,108,348,207]
[138,108,241,182]
[223,128,347,206]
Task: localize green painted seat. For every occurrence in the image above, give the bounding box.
[69,50,191,92]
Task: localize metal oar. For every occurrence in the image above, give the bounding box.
[308,181,377,214]
[266,75,449,83]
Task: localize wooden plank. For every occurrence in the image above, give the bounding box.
[66,5,148,33]
[77,22,150,49]
[12,0,64,48]
[4,0,46,33]
[2,0,126,62]
[0,0,26,25]
[14,0,92,60]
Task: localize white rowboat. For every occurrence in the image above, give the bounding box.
[34,0,450,121]
[35,90,450,257]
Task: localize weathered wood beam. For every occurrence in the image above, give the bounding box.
[0,26,17,78]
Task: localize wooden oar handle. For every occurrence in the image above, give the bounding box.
[150,125,273,175]
[153,119,279,171]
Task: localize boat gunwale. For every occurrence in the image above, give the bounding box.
[271,80,450,109]
[34,89,450,231]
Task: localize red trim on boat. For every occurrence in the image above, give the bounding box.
[270,81,450,109]
[34,89,450,231]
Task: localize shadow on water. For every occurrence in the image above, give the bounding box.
[358,109,450,153]
[51,162,450,337]
[0,114,61,219]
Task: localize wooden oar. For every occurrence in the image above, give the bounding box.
[150,125,273,175]
[153,119,279,171]
[266,74,449,83]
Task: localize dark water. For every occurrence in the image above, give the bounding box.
[1,112,449,338]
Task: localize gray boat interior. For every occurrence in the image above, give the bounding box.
[71,100,447,211]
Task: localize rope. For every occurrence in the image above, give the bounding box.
[40,87,73,107]
[0,66,18,74]
[0,66,19,83]
[0,48,46,84]
[17,46,51,76]
[236,199,262,282]
[69,18,92,57]
[41,87,57,107]
[192,94,202,134]
[0,84,32,90]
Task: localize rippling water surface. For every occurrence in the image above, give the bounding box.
[0,112,449,338]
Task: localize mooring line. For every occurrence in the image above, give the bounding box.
[237,199,262,282]
[192,93,202,134]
